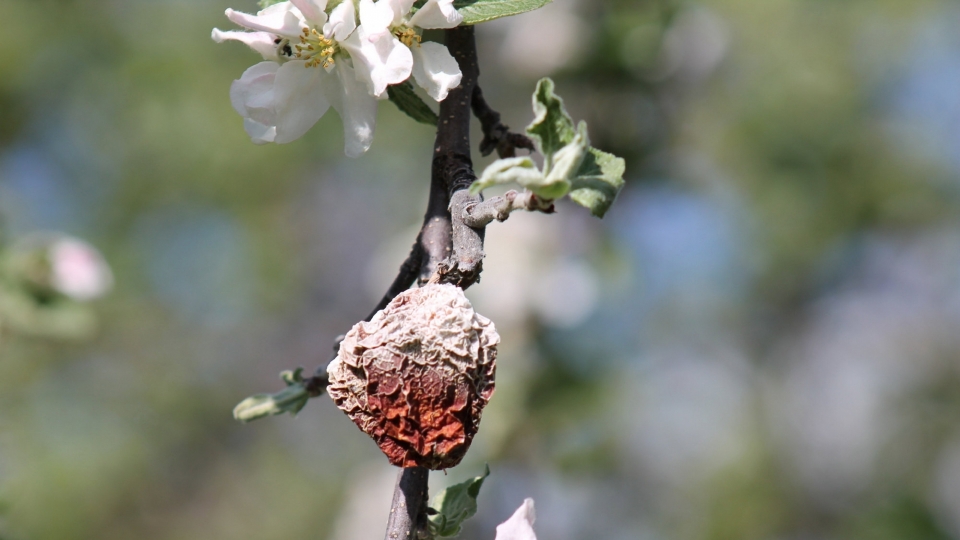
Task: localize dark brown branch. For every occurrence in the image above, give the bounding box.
[383,467,430,540]
[382,26,488,540]
[429,25,485,289]
[471,85,536,158]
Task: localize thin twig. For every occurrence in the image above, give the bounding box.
[366,240,425,320]
[471,85,535,158]
[461,190,555,228]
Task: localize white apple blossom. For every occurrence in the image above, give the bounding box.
[494,498,537,540]
[213,0,464,155]
[357,0,463,100]
[213,0,385,155]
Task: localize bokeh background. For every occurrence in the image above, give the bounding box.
[2,0,960,538]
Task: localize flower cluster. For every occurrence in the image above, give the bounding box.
[213,0,463,156]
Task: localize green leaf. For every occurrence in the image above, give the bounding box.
[569,147,626,218]
[544,120,589,183]
[387,81,438,126]
[428,465,490,537]
[233,369,310,423]
[526,78,577,167]
[452,0,553,25]
[472,157,541,191]
[257,0,284,8]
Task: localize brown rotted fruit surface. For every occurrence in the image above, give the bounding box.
[327,283,499,469]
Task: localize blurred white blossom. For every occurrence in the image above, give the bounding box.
[495,498,537,540]
[48,237,113,301]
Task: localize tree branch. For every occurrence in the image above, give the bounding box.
[381,26,487,540]
[384,466,430,540]
[471,85,535,158]
[429,25,485,289]
[461,189,555,228]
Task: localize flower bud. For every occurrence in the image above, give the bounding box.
[327,283,498,469]
[5,233,112,302]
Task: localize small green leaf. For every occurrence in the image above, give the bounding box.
[257,0,284,8]
[544,121,589,182]
[453,0,554,25]
[471,157,542,193]
[526,78,577,166]
[233,370,311,423]
[569,147,626,218]
[428,465,490,537]
[387,81,439,126]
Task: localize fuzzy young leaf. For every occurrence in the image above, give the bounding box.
[452,0,554,25]
[428,465,491,537]
[569,147,626,218]
[258,0,284,8]
[544,121,589,183]
[526,78,577,164]
[387,81,439,126]
[233,369,310,422]
[471,157,543,194]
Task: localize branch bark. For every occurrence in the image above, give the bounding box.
[384,466,430,540]
[429,25,485,288]
[382,26,486,540]
[461,189,555,228]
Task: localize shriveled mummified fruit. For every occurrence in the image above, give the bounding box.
[327,283,499,469]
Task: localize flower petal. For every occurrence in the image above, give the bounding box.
[272,61,332,143]
[244,118,277,144]
[388,0,417,24]
[411,41,462,101]
[289,0,328,28]
[358,0,395,40]
[341,28,413,97]
[323,61,378,157]
[323,0,356,41]
[211,29,279,61]
[409,0,463,29]
[494,499,537,540]
[230,61,280,126]
[225,3,303,37]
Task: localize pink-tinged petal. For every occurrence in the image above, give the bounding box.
[323,61,378,157]
[411,41,462,101]
[225,4,303,37]
[341,28,413,97]
[323,0,356,41]
[230,61,280,126]
[358,0,394,40]
[211,29,279,61]
[494,499,537,540]
[409,0,462,29]
[243,118,277,144]
[272,61,332,143]
[289,0,328,28]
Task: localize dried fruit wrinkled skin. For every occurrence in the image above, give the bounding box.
[327,283,499,469]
